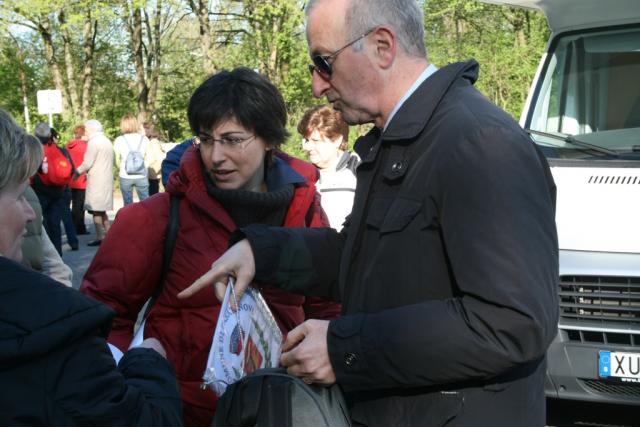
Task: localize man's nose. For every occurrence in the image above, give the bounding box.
[311,71,331,99]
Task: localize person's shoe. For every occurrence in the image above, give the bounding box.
[70,243,79,251]
[87,240,102,247]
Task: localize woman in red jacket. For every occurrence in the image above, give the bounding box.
[80,68,340,426]
[65,124,88,235]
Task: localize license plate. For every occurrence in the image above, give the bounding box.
[599,351,640,382]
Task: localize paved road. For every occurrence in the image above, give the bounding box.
[61,191,125,289]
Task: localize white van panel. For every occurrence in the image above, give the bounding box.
[481,0,640,32]
[553,167,640,253]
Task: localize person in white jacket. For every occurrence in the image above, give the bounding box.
[113,114,150,206]
[298,105,359,230]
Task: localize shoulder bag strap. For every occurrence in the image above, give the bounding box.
[143,194,181,318]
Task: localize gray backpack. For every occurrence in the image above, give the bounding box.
[213,368,351,427]
[124,135,146,175]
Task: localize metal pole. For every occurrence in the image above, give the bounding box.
[48,112,53,128]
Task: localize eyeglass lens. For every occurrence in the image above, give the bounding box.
[310,56,332,78]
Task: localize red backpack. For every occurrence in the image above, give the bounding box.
[38,142,74,187]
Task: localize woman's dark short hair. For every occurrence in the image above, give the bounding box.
[187,68,289,149]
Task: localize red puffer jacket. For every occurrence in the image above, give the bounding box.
[80,147,340,426]
[65,138,87,190]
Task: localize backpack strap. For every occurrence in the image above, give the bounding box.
[143,194,181,318]
[60,146,77,175]
[123,135,133,152]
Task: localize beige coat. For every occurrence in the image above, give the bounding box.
[21,186,72,286]
[145,137,165,180]
[77,132,114,212]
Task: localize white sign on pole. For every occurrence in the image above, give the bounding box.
[36,90,63,115]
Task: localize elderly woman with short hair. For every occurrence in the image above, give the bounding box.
[0,109,183,426]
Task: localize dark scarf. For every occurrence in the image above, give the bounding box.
[203,167,293,228]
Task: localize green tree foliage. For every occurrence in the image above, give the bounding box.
[424,0,549,118]
[0,0,548,148]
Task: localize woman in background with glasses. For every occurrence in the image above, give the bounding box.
[80,67,340,427]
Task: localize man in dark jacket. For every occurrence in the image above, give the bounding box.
[180,0,559,425]
[31,122,66,254]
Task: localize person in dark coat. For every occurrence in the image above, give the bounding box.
[31,123,72,255]
[180,0,559,426]
[0,108,183,427]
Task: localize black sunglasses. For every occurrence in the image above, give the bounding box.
[308,29,375,79]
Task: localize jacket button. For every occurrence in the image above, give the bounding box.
[391,162,404,173]
[344,352,357,366]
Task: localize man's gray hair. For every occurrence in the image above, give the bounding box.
[0,109,44,193]
[306,0,427,58]
[85,119,103,133]
[34,122,51,138]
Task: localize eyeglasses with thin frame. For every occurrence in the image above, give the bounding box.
[308,28,375,80]
[192,133,256,151]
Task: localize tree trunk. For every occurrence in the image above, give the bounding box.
[267,14,281,83]
[127,3,149,122]
[190,0,215,75]
[81,11,98,121]
[59,10,81,119]
[38,15,71,115]
[9,35,31,132]
[147,0,162,119]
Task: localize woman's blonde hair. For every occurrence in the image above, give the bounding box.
[0,109,43,193]
[120,114,141,134]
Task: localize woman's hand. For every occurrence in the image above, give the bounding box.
[138,337,167,358]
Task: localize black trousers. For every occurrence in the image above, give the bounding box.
[149,178,160,196]
[71,188,87,234]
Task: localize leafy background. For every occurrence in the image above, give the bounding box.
[0,0,549,159]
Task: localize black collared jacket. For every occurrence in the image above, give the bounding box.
[243,60,559,426]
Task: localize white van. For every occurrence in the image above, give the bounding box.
[481,0,640,406]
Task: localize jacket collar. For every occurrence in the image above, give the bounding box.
[265,156,305,190]
[383,60,479,141]
[165,146,318,229]
[354,60,479,163]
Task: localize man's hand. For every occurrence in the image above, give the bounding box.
[280,319,336,386]
[177,239,255,307]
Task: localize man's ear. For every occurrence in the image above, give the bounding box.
[370,27,396,70]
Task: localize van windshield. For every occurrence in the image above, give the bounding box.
[527,25,640,159]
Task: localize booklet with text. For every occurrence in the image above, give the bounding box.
[202,279,283,396]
